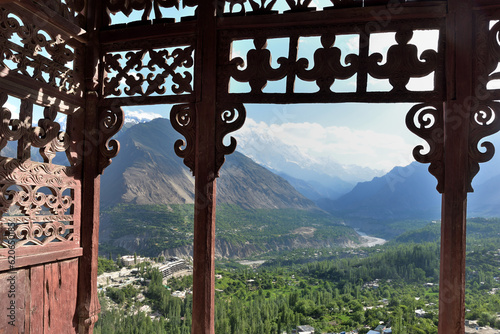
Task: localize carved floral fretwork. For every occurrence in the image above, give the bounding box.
[40,0,87,27]
[98,106,124,174]
[103,45,194,98]
[0,6,82,96]
[104,0,198,25]
[406,103,444,193]
[219,21,444,103]
[0,157,77,248]
[230,38,287,93]
[368,27,437,92]
[296,34,358,93]
[170,103,196,173]
[468,101,500,192]
[485,21,500,90]
[0,93,70,163]
[216,103,246,176]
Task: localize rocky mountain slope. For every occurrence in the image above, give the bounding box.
[100,118,315,210]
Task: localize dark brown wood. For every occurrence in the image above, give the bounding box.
[438,1,474,333]
[0,69,84,114]
[191,3,217,334]
[76,1,103,333]
[217,2,447,30]
[100,21,196,45]
[4,1,86,42]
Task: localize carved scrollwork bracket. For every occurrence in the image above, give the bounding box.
[170,103,246,177]
[170,103,196,174]
[98,106,124,174]
[468,101,500,192]
[406,103,444,193]
[215,103,246,176]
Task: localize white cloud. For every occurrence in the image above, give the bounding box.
[4,101,19,119]
[124,109,162,124]
[235,118,415,172]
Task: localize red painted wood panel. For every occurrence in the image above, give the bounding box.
[29,265,44,334]
[0,269,27,334]
[43,259,79,334]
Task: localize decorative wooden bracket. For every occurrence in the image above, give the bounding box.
[98,106,124,174]
[468,101,500,192]
[405,103,444,193]
[170,103,196,174]
[170,102,246,177]
[215,102,246,176]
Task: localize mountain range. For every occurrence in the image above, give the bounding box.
[101,117,500,221]
[100,118,315,210]
[90,117,500,257]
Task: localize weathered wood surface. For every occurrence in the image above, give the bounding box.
[439,0,473,333]
[191,2,218,333]
[0,259,78,334]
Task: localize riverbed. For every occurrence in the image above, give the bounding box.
[353,229,387,248]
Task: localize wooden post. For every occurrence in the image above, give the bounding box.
[191,3,217,334]
[77,1,103,333]
[439,1,473,333]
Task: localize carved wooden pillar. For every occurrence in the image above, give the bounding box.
[191,3,218,334]
[77,1,104,333]
[439,1,473,333]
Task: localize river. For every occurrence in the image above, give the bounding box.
[354,228,387,247]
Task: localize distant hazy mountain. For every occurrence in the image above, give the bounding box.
[100,118,315,210]
[235,125,384,198]
[317,158,500,222]
[319,162,442,220]
[277,171,354,201]
[468,174,500,217]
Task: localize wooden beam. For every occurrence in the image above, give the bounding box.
[439,1,473,333]
[217,2,447,30]
[191,3,217,334]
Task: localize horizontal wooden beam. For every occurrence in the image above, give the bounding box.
[0,68,84,113]
[221,91,444,104]
[2,0,87,44]
[217,2,447,31]
[100,21,196,45]
[0,247,83,271]
[100,94,195,107]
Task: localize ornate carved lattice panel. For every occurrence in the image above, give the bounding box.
[0,5,83,97]
[218,20,445,104]
[102,39,195,102]
[0,93,81,261]
[220,0,433,16]
[0,158,78,248]
[104,0,198,26]
[40,0,87,28]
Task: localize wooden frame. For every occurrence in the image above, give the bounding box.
[1,0,500,333]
